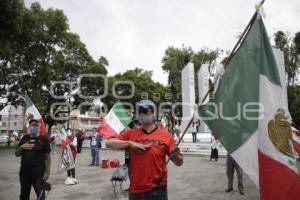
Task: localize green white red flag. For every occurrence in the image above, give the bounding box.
[25,95,46,135]
[198,14,300,200]
[96,101,132,138]
[159,115,168,129]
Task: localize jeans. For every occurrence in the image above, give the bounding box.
[192,132,197,143]
[91,146,99,165]
[129,187,168,200]
[50,143,55,153]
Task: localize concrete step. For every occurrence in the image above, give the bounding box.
[179,142,227,156]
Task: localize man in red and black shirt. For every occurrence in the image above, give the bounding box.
[106,99,183,200]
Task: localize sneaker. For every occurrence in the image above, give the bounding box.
[89,164,94,166]
[225,188,233,193]
[72,178,79,184]
[65,177,75,185]
[239,190,245,195]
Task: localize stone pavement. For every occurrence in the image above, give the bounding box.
[0,148,259,200]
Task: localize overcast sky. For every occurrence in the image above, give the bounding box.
[25,0,300,85]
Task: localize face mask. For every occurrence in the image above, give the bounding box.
[67,130,72,136]
[30,127,38,137]
[138,114,154,125]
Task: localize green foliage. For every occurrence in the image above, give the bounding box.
[287,86,300,128]
[274,31,300,128]
[0,1,108,133]
[103,68,171,110]
[161,46,219,102]
[0,0,24,85]
[273,31,300,86]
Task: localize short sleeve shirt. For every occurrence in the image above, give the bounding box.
[18,134,50,175]
[117,127,176,193]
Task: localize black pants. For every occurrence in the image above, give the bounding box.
[19,173,44,200]
[125,158,131,180]
[77,140,83,153]
[226,154,244,192]
[129,187,168,200]
[210,148,219,161]
[67,168,75,178]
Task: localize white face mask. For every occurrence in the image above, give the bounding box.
[138,114,154,125]
[67,130,72,136]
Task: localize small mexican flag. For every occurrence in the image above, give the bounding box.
[96,101,132,138]
[199,14,300,199]
[160,115,168,129]
[25,95,46,135]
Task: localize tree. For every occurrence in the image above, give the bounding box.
[287,86,300,129]
[273,31,300,127]
[0,0,24,99]
[102,68,171,111]
[273,31,300,86]
[0,1,108,133]
[161,46,219,102]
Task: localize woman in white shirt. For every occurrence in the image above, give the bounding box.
[210,134,219,161]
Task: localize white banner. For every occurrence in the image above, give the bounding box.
[57,145,75,173]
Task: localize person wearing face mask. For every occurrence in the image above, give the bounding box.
[64,129,78,185]
[15,119,51,200]
[106,99,183,200]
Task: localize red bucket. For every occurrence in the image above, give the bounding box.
[102,159,109,168]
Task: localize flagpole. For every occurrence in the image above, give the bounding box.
[224,0,265,65]
[156,0,266,186]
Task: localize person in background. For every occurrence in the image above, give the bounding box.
[76,128,85,153]
[15,119,51,200]
[7,130,13,147]
[225,153,244,195]
[19,128,26,140]
[87,128,102,166]
[195,119,201,133]
[191,122,197,143]
[210,134,219,161]
[65,129,78,185]
[49,133,56,154]
[174,123,181,140]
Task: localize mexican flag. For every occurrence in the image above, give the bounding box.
[96,101,132,138]
[25,95,46,135]
[198,14,300,199]
[160,115,168,129]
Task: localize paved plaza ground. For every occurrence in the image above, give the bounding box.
[0,147,259,200]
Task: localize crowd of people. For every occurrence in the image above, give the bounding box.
[12,99,300,200]
[14,121,106,199]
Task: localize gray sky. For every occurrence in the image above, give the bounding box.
[25,0,300,85]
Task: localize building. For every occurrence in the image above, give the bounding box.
[0,105,24,135]
[68,109,102,134]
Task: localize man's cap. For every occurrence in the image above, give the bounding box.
[29,119,39,125]
[137,99,155,109]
